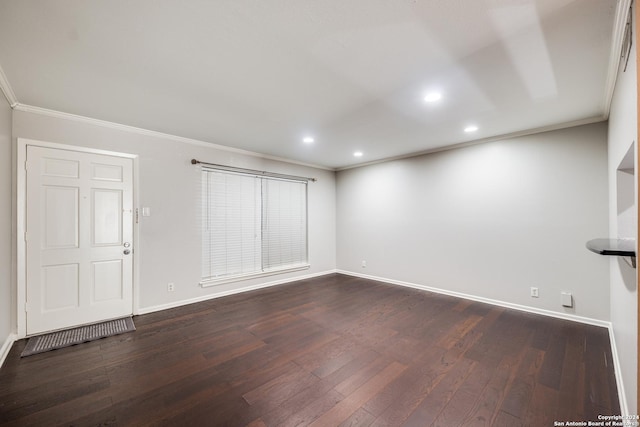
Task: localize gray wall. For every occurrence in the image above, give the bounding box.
[608,1,637,414]
[337,122,610,321]
[0,92,11,354]
[12,110,337,312]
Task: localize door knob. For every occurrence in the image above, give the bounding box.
[124,242,131,248]
[123,249,131,255]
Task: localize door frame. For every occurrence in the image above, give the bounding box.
[16,137,140,338]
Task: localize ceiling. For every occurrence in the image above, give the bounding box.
[0,0,623,169]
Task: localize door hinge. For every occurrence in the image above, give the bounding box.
[24,231,27,242]
[135,208,139,224]
[24,161,28,171]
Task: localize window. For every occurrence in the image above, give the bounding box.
[201,167,308,286]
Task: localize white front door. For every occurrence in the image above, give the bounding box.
[26,145,134,335]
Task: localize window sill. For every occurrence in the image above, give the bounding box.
[199,264,311,288]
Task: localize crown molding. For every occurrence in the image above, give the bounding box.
[0,63,332,172]
[14,104,334,171]
[12,102,608,174]
[0,64,17,108]
[602,0,633,118]
[336,115,606,171]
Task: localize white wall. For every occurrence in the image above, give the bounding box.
[12,110,336,312]
[608,1,637,414]
[337,122,610,321]
[0,92,12,358]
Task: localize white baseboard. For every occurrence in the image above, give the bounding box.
[608,325,629,416]
[137,269,337,315]
[0,333,17,369]
[140,268,610,326]
[336,270,610,328]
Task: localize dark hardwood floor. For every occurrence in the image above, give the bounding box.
[0,274,619,426]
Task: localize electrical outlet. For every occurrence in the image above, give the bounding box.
[530,287,539,298]
[168,282,175,292]
[361,260,367,268]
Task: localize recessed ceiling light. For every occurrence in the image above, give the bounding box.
[464,125,479,133]
[353,151,363,158]
[302,136,314,144]
[424,92,442,103]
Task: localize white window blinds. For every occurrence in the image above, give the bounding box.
[262,178,307,271]
[201,168,308,284]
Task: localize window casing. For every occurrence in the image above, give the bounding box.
[201,168,308,286]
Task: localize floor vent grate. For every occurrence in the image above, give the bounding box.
[21,317,136,357]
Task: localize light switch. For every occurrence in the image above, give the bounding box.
[561,292,573,308]
[142,207,151,217]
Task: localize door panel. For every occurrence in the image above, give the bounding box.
[26,146,134,335]
[41,157,79,178]
[92,163,123,181]
[43,186,79,249]
[42,263,79,311]
[92,260,123,302]
[92,189,122,246]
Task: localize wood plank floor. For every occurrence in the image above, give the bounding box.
[0,274,619,426]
